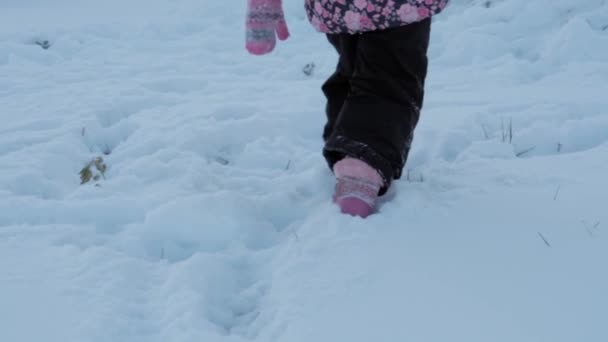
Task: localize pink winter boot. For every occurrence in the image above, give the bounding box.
[333,157,383,218]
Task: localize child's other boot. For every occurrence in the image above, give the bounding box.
[333,157,383,218]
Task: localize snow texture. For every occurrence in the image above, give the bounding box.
[1,0,608,341]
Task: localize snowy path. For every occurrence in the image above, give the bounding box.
[2,1,608,341]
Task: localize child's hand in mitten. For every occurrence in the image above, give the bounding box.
[246,0,290,55]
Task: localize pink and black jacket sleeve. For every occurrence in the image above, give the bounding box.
[305,0,450,34]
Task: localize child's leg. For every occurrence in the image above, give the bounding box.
[323,18,431,195]
[321,34,358,141]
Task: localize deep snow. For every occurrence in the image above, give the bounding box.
[1,0,608,341]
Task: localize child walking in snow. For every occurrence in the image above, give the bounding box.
[246,0,450,217]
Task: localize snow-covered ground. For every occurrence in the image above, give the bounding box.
[2,0,608,341]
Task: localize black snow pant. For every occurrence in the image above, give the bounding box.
[321,18,431,196]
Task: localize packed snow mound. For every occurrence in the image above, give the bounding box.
[1,0,607,342]
[433,0,608,63]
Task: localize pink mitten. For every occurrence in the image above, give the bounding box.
[246,0,290,55]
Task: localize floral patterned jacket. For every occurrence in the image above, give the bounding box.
[305,0,449,34]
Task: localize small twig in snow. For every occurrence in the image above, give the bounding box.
[285,160,291,171]
[582,220,601,237]
[538,232,551,248]
[516,146,535,157]
[501,117,514,144]
[35,40,51,50]
[302,63,315,76]
[508,118,513,144]
[215,156,229,165]
[481,124,490,140]
[553,185,561,201]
